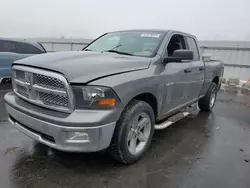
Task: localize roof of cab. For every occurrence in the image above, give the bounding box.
[108,29,196,38]
[110,29,169,33]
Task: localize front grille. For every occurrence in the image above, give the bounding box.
[36,74,65,89]
[38,92,68,107]
[16,70,25,80]
[12,66,74,112]
[16,84,28,98]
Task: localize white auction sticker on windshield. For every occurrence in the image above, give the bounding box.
[141,33,160,38]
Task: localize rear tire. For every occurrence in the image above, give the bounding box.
[198,82,218,111]
[108,99,155,164]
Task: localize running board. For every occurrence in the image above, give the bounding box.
[154,112,190,130]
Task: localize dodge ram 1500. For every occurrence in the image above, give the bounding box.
[5,30,223,164]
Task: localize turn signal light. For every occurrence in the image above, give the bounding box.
[96,98,116,107]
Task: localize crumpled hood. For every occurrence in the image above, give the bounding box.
[14,51,151,83]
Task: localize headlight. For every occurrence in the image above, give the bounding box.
[72,85,120,109]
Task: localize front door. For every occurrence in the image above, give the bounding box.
[159,34,194,115]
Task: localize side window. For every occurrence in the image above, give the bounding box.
[0,40,16,52]
[0,40,4,52]
[167,34,186,56]
[15,42,43,54]
[186,37,199,60]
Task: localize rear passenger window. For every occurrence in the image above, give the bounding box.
[15,42,43,54]
[186,37,199,60]
[0,40,16,52]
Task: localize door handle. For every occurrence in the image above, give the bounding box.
[199,67,205,71]
[184,68,192,73]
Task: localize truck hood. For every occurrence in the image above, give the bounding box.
[14,51,151,83]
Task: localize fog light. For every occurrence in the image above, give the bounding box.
[66,132,89,143]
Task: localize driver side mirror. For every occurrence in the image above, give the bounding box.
[164,50,194,63]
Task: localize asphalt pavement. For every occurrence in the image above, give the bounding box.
[0,84,250,188]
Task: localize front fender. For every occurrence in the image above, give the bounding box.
[89,68,164,116]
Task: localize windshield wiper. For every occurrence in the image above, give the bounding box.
[111,44,122,50]
[104,50,134,56]
[84,49,93,51]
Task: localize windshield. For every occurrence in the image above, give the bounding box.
[84,31,165,57]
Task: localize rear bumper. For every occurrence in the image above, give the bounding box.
[5,93,118,152]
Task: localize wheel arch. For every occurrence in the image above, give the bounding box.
[212,76,219,86]
[122,90,160,120]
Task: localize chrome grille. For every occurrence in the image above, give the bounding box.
[16,84,28,98]
[16,70,25,80]
[38,92,69,107]
[12,66,74,113]
[36,74,65,89]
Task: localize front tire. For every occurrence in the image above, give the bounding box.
[108,100,155,164]
[198,82,218,111]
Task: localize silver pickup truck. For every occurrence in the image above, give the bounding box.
[4,30,223,164]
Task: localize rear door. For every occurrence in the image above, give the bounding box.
[185,36,205,100]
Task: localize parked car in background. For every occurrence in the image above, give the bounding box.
[5,30,223,164]
[0,38,46,83]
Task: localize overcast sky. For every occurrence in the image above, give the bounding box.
[0,0,250,40]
